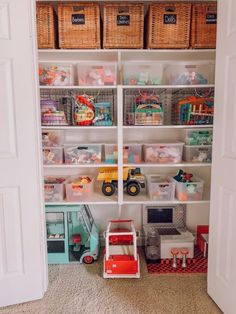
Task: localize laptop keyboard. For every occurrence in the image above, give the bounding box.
[157,228,181,236]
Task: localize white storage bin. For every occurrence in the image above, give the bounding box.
[175,176,204,201]
[77,62,117,86]
[104,144,118,164]
[65,176,94,202]
[164,61,215,85]
[184,145,212,163]
[42,130,64,147]
[42,147,63,165]
[143,142,184,163]
[64,144,102,164]
[184,129,213,145]
[123,61,163,85]
[44,177,66,202]
[147,175,175,201]
[123,144,142,163]
[39,62,75,86]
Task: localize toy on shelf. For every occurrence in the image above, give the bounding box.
[183,145,212,163]
[46,205,99,264]
[143,205,195,263]
[44,176,66,202]
[42,130,63,147]
[64,144,102,164]
[123,144,142,164]
[74,95,95,126]
[97,167,145,197]
[103,220,140,278]
[42,147,63,165]
[146,175,176,201]
[65,176,94,201]
[93,102,113,126]
[77,63,116,86]
[173,169,204,201]
[39,63,74,86]
[173,95,214,125]
[143,142,184,163]
[104,144,118,164]
[41,99,68,126]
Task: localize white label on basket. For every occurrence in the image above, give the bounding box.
[72,14,85,25]
[164,14,177,24]
[206,13,217,24]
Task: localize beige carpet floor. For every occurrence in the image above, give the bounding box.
[1,252,222,314]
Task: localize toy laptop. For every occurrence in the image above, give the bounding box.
[143,205,195,261]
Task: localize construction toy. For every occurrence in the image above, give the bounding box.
[97,167,146,196]
[46,205,99,264]
[103,220,140,278]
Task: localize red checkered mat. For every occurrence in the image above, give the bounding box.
[147,246,207,274]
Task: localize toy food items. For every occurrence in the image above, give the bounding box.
[39,63,74,86]
[74,95,95,126]
[44,177,66,202]
[41,99,68,126]
[174,169,204,201]
[42,130,63,147]
[64,144,102,164]
[143,143,184,163]
[65,176,94,201]
[77,63,116,86]
[42,147,63,164]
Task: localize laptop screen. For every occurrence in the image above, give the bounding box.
[147,207,173,224]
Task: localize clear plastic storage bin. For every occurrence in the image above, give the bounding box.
[184,145,212,163]
[65,176,94,201]
[64,144,102,164]
[175,176,204,201]
[39,62,75,86]
[147,175,175,201]
[123,144,142,163]
[143,142,184,163]
[164,61,215,85]
[42,130,64,147]
[104,144,118,164]
[42,147,63,165]
[77,62,117,86]
[44,177,66,202]
[122,62,163,85]
[184,129,213,145]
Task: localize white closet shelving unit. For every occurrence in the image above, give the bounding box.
[38,4,215,232]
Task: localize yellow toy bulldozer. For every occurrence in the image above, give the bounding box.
[97,167,145,196]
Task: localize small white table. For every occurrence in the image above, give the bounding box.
[201,233,209,258]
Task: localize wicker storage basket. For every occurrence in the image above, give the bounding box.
[103,3,144,49]
[191,2,217,49]
[147,2,191,49]
[36,4,57,49]
[58,3,100,49]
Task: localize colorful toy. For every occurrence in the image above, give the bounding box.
[103,220,140,278]
[74,95,95,126]
[39,63,74,86]
[46,205,99,264]
[143,143,184,163]
[65,176,94,202]
[97,167,146,196]
[184,129,213,145]
[42,147,63,165]
[123,144,142,164]
[93,102,113,126]
[64,144,102,164]
[173,95,214,125]
[44,176,66,202]
[41,99,68,126]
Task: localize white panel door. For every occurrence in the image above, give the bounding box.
[208,1,236,313]
[0,0,47,307]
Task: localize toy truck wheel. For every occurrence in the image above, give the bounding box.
[102,183,115,196]
[83,255,94,264]
[126,182,140,196]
